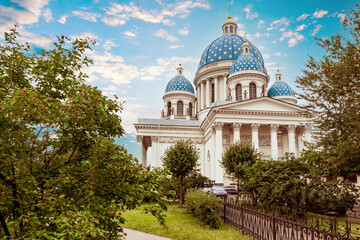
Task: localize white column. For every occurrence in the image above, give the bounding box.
[297,129,304,157]
[205,79,210,108]
[270,124,279,160]
[233,123,241,143]
[151,136,159,167]
[251,123,260,151]
[223,75,228,101]
[196,86,199,113]
[304,124,312,144]
[214,76,218,103]
[211,128,216,180]
[200,82,205,110]
[214,122,224,183]
[288,125,296,154]
[137,136,146,166]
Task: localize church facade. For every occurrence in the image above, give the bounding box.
[134,15,312,184]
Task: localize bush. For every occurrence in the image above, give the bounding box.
[184,189,222,229]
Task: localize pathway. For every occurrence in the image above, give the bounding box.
[123,228,171,240]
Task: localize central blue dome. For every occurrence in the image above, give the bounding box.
[165,75,195,94]
[198,35,264,69]
[229,54,265,76]
[268,81,295,97]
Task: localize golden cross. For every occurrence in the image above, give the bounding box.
[228,4,231,16]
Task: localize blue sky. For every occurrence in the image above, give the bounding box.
[0,0,357,159]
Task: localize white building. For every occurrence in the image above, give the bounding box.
[134,15,312,185]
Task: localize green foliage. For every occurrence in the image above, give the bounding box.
[221,141,259,185]
[242,154,359,217]
[0,27,169,239]
[163,170,213,200]
[185,190,222,229]
[295,5,360,176]
[162,140,200,208]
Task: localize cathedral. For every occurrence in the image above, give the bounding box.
[134,14,312,184]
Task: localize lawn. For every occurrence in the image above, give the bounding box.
[122,204,252,240]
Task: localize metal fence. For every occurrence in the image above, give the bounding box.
[220,200,360,240]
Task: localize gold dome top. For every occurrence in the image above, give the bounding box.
[177,64,183,70]
[224,16,236,25]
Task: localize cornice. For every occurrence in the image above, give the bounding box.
[134,124,202,131]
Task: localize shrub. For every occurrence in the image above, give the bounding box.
[185,189,223,229]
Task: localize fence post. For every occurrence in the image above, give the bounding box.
[273,210,276,240]
[223,195,227,221]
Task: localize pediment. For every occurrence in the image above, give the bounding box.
[215,97,304,113]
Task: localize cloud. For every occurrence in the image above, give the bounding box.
[20,30,52,47]
[102,0,210,26]
[103,40,118,50]
[178,27,189,36]
[122,31,137,37]
[253,32,270,39]
[237,23,245,29]
[296,24,307,31]
[279,31,304,47]
[279,27,286,32]
[257,19,265,29]
[337,13,347,23]
[72,10,101,22]
[83,51,197,86]
[153,29,178,42]
[263,53,270,59]
[297,13,310,21]
[0,0,49,32]
[266,17,290,31]
[311,24,322,36]
[313,9,328,18]
[274,52,281,56]
[57,15,67,24]
[243,4,258,19]
[42,8,53,22]
[169,45,182,49]
[71,32,98,40]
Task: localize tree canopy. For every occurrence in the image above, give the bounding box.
[162,140,199,208]
[0,27,169,239]
[296,5,360,176]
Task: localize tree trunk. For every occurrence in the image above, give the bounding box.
[0,211,10,238]
[179,177,183,208]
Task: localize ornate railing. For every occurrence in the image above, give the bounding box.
[220,200,360,240]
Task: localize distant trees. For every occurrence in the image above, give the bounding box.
[162,140,199,208]
[296,5,360,176]
[0,27,168,239]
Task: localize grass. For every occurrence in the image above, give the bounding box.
[122,204,252,240]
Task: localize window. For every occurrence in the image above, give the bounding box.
[262,85,265,97]
[189,102,192,117]
[249,83,257,99]
[236,84,242,101]
[230,26,233,33]
[177,101,183,115]
[225,27,228,34]
[211,83,215,103]
[167,102,171,116]
[245,48,248,54]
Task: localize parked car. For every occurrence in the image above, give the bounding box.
[207,186,227,197]
[224,185,238,195]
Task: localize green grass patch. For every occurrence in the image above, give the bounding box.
[122,204,251,240]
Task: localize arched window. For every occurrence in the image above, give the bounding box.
[211,83,215,103]
[249,83,257,99]
[189,102,192,117]
[225,27,228,34]
[167,102,171,116]
[262,85,265,96]
[236,84,242,101]
[245,48,248,54]
[230,26,233,33]
[177,101,183,115]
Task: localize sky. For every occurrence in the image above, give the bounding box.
[0,0,357,159]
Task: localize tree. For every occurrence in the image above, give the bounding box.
[220,141,259,191]
[162,140,199,208]
[296,5,360,176]
[0,27,169,239]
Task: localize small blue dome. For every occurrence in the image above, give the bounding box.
[229,54,265,75]
[268,81,295,97]
[165,75,195,94]
[198,35,264,69]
